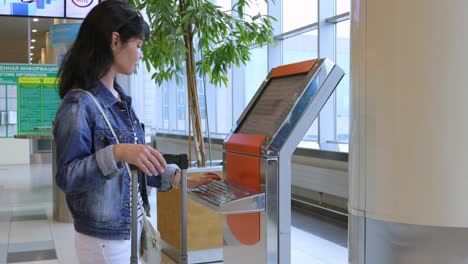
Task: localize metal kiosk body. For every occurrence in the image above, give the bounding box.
[189,58,344,264]
[130,154,190,264]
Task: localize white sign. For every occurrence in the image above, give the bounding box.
[8,111,17,125]
[65,0,98,19]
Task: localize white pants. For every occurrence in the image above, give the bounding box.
[75,230,141,264]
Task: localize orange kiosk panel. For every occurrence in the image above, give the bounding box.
[270,59,317,78]
[225,134,266,245]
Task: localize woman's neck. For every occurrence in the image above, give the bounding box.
[100,73,120,100]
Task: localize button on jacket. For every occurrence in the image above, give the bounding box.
[53,81,171,240]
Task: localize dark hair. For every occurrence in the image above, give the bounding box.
[58,0,150,98]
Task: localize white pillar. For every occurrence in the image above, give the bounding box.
[350,0,468,263]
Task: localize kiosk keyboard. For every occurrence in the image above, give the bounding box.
[189,180,257,205]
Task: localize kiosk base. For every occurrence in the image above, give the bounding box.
[157,165,224,264]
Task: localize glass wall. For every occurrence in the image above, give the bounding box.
[244,46,268,105]
[282,0,318,32]
[282,31,318,65]
[135,0,351,151]
[335,20,350,142]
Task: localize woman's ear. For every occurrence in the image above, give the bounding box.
[111,32,121,50]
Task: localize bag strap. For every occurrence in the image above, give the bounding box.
[78,89,137,176]
[79,90,119,142]
[76,89,133,172]
[76,89,140,262]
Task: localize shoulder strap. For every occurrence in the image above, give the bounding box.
[75,89,134,173]
[77,88,142,244]
[75,89,119,144]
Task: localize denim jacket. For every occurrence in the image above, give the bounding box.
[53,81,175,240]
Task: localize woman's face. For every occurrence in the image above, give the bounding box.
[112,36,143,75]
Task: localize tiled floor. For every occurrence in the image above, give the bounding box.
[291,207,347,264]
[0,162,347,264]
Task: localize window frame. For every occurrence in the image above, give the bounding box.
[141,0,352,152]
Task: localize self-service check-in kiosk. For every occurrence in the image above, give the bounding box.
[189,58,344,263]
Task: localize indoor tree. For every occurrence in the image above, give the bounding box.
[130,0,275,166]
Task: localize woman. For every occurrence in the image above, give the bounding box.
[53,1,220,263]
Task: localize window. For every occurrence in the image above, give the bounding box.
[244,46,268,104]
[282,30,319,141]
[282,30,318,65]
[244,0,267,19]
[335,20,350,142]
[139,0,351,151]
[215,0,231,12]
[211,73,233,135]
[176,80,186,131]
[337,0,351,14]
[162,85,169,130]
[197,77,208,133]
[282,0,318,32]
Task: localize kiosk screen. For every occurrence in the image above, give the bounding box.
[238,73,310,137]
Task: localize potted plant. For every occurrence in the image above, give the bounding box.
[130,0,276,167]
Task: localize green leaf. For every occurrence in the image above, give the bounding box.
[133,0,276,89]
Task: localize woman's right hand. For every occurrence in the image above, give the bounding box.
[113,143,167,176]
[187,172,222,189]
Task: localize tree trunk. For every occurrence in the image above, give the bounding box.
[180,0,206,167]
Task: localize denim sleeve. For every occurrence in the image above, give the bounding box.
[146,174,161,188]
[146,163,179,191]
[95,145,122,177]
[53,98,120,194]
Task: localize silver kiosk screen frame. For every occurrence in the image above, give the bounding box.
[189,58,344,264]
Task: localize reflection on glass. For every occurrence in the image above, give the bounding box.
[197,78,207,131]
[244,0,267,21]
[297,140,319,149]
[337,0,351,15]
[177,107,185,126]
[138,66,158,134]
[282,30,318,65]
[335,20,350,142]
[162,86,169,129]
[176,91,184,105]
[338,143,348,152]
[303,118,318,141]
[283,0,318,33]
[213,69,233,134]
[282,31,318,141]
[176,83,186,131]
[244,46,267,105]
[215,0,231,12]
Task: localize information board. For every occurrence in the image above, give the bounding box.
[0,0,99,19]
[0,64,60,136]
[65,0,99,19]
[0,0,64,18]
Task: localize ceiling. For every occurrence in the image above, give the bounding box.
[0,16,58,64]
